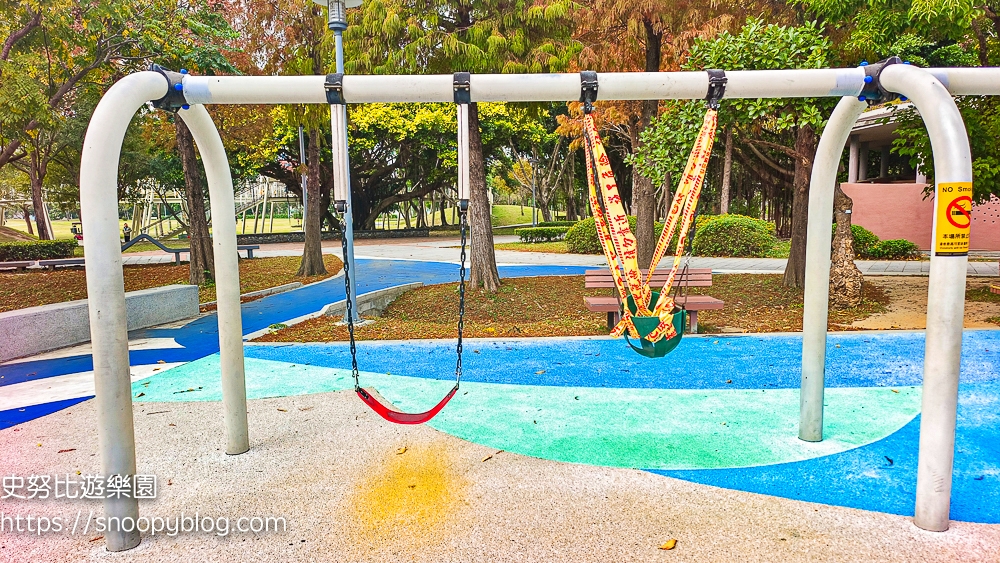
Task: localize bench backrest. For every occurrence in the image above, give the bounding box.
[584,268,712,288]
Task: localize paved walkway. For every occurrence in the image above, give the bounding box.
[120,236,1000,276]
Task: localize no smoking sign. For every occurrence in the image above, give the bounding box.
[935,182,973,256]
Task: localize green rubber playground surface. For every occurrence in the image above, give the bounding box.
[136,354,921,470]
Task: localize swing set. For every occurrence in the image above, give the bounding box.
[336,71,724,423]
[80,63,982,550]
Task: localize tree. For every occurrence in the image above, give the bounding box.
[155,1,240,284]
[346,0,577,291]
[231,0,334,276]
[574,0,737,267]
[0,1,181,238]
[683,18,834,288]
[506,106,571,222]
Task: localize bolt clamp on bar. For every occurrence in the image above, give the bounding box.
[325,73,345,105]
[150,64,190,111]
[580,70,599,114]
[705,69,727,110]
[859,56,903,103]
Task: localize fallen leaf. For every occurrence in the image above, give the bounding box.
[726,379,733,384]
[659,539,677,550]
[135,392,145,398]
[277,408,288,412]
[167,479,173,485]
[885,456,894,466]
[157,360,166,364]
[57,449,76,454]
[396,446,407,455]
[482,449,503,462]
[168,423,176,427]
[535,370,546,375]
[89,536,104,543]
[299,406,314,412]
[891,389,900,393]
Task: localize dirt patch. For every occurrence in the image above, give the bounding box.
[258,274,892,342]
[851,277,1000,329]
[0,254,342,312]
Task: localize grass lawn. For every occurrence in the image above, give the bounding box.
[495,241,569,253]
[256,274,890,342]
[0,254,342,313]
[491,204,541,227]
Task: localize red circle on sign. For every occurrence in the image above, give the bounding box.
[947,196,972,229]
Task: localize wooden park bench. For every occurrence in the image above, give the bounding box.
[0,261,34,272]
[583,268,724,334]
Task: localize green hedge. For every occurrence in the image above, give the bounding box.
[537,220,578,227]
[868,239,919,259]
[831,223,918,259]
[692,215,777,257]
[0,239,78,261]
[514,226,571,243]
[565,216,664,254]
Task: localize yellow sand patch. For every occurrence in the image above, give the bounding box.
[347,443,466,549]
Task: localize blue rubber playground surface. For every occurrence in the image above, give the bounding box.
[2,258,998,524]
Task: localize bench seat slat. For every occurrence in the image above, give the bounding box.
[584,295,724,312]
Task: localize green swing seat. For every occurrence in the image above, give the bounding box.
[623,291,687,358]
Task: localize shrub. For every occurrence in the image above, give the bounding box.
[868,239,919,259]
[692,215,777,257]
[0,239,78,261]
[537,220,578,227]
[565,216,664,254]
[514,226,570,243]
[833,223,880,258]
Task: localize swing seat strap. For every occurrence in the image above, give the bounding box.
[357,385,459,425]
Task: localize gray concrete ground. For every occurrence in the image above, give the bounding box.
[1,391,997,562]
[121,236,1000,276]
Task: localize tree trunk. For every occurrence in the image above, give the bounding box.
[632,18,662,269]
[467,102,500,291]
[564,149,577,221]
[175,119,216,285]
[22,204,33,235]
[297,128,327,277]
[783,124,816,288]
[28,152,51,240]
[720,126,733,215]
[439,192,449,226]
[830,183,864,308]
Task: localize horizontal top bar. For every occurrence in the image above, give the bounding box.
[178,67,1000,105]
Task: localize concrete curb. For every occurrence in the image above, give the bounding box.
[200,281,303,308]
[242,281,423,341]
[0,284,199,362]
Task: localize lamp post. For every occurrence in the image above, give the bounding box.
[314,0,361,321]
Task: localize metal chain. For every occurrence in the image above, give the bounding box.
[340,227,361,391]
[454,210,467,386]
[341,210,467,392]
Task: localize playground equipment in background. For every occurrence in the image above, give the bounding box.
[78,61,989,550]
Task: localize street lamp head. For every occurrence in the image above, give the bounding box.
[312,0,363,31]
